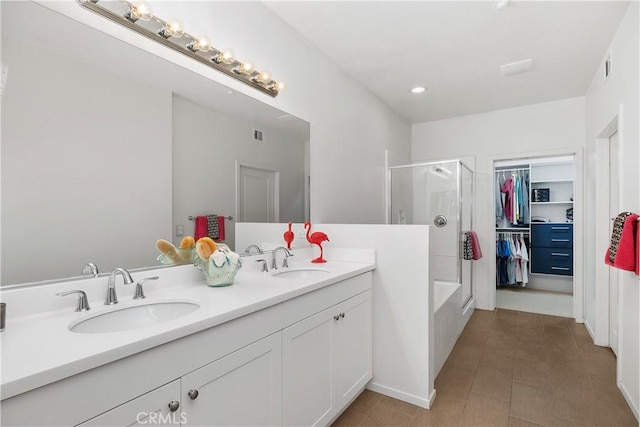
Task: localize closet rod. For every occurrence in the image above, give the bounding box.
[495,167,529,173]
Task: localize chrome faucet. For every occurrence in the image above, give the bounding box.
[255,259,268,272]
[245,244,263,255]
[81,262,99,277]
[134,276,159,300]
[105,268,134,305]
[271,246,293,270]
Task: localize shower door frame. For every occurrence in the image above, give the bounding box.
[386,159,474,306]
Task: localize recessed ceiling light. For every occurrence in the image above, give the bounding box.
[411,86,427,94]
[495,0,510,10]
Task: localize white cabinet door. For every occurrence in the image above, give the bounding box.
[333,290,372,409]
[181,332,282,427]
[78,380,182,427]
[282,290,373,426]
[282,307,334,427]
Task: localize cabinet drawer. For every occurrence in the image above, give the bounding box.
[531,248,573,276]
[531,224,573,248]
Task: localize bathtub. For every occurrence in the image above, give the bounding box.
[434,280,463,377]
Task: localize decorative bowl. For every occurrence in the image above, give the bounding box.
[157,248,196,266]
[194,244,242,287]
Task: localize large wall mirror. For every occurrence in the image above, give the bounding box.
[1,1,310,286]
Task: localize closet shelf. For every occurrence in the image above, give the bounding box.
[530,179,573,184]
[496,227,531,231]
[531,201,573,205]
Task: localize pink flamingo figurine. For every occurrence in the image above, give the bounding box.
[283,222,294,249]
[304,221,329,263]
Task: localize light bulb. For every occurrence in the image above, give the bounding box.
[259,70,272,83]
[220,49,235,65]
[125,1,152,22]
[187,35,211,53]
[239,60,253,74]
[159,18,184,38]
[275,81,286,92]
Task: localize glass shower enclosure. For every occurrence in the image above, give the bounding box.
[387,160,474,306]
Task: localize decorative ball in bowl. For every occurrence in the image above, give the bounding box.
[194,243,242,287]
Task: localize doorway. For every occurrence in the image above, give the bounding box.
[237,163,280,223]
[608,131,620,355]
[493,153,580,319]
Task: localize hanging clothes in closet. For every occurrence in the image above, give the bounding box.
[499,169,530,226]
[496,232,530,287]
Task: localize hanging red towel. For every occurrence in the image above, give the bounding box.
[217,216,226,241]
[194,216,208,241]
[605,213,639,274]
[469,231,483,260]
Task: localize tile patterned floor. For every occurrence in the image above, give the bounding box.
[332,309,638,427]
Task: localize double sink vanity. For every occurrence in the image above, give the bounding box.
[1,248,375,426]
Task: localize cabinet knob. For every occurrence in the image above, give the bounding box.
[188,389,199,400]
[340,313,345,319]
[168,401,180,412]
[333,315,340,321]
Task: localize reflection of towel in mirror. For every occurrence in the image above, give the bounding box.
[217,216,226,241]
[206,215,220,240]
[605,213,639,274]
[194,216,208,241]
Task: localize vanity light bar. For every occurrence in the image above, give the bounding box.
[77,0,283,97]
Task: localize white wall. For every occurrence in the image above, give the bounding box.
[412,97,586,311]
[1,30,172,284]
[172,96,306,251]
[584,2,639,417]
[41,1,412,227]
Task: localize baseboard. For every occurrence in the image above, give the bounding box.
[366,382,434,409]
[584,319,596,341]
[462,297,475,323]
[619,381,640,422]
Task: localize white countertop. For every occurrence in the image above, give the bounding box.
[1,253,374,400]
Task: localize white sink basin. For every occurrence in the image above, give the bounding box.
[69,301,200,334]
[272,268,330,280]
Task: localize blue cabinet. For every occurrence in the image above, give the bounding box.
[531,224,573,276]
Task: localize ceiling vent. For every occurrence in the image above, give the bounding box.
[500,58,534,76]
[253,129,265,142]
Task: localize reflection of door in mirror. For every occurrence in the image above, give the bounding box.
[238,165,280,223]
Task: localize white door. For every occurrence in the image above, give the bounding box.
[181,333,282,426]
[608,131,620,355]
[282,307,334,426]
[238,164,279,222]
[79,380,182,426]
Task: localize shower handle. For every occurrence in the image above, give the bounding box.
[434,215,447,227]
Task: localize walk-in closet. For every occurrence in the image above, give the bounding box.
[494,155,575,317]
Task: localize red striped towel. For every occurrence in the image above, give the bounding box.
[605,213,639,274]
